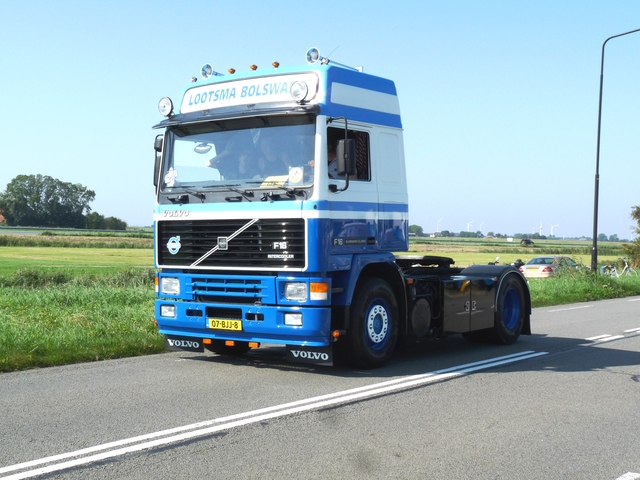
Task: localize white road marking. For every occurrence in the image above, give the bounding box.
[548,305,592,313]
[586,334,625,343]
[586,334,615,341]
[0,350,547,480]
[596,335,625,342]
[616,473,640,480]
[628,298,640,302]
[624,327,640,333]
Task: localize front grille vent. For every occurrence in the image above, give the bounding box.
[158,218,305,270]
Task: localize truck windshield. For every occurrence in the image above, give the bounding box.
[161,115,315,193]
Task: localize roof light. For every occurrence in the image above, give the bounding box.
[306,47,327,65]
[228,68,236,74]
[158,97,174,117]
[305,46,361,71]
[201,64,213,78]
[201,64,223,79]
[290,80,309,102]
[272,61,280,68]
[250,64,257,71]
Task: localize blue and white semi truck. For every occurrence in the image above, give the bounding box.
[153,48,531,368]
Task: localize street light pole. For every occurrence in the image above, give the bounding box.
[591,27,640,273]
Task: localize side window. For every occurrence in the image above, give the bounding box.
[327,127,370,181]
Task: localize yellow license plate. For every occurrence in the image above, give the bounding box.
[208,319,243,331]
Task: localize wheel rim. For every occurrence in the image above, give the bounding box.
[365,301,390,350]
[502,288,521,330]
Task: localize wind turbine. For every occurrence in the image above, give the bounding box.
[479,221,485,233]
[436,217,443,233]
[550,224,560,237]
[466,220,474,232]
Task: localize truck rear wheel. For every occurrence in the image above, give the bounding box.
[492,274,525,344]
[347,277,399,368]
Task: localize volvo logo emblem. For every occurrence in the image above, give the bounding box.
[167,236,181,255]
[217,237,229,250]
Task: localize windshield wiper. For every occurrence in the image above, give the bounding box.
[203,184,256,202]
[167,186,205,203]
[260,187,307,202]
[281,186,308,199]
[226,187,254,202]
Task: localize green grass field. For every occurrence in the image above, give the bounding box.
[0,233,638,373]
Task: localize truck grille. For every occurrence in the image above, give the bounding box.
[157,218,306,270]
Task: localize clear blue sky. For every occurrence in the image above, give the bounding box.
[1,0,639,240]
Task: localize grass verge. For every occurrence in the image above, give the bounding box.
[0,268,163,373]
[0,235,638,373]
[528,268,640,307]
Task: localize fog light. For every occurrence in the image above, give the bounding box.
[160,305,176,318]
[285,282,307,301]
[284,313,303,326]
[161,277,180,295]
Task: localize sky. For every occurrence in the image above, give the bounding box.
[1,0,639,240]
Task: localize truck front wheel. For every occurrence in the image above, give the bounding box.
[347,277,399,368]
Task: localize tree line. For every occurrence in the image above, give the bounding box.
[0,174,127,230]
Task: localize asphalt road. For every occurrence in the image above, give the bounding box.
[1,296,639,480]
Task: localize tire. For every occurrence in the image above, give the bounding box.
[492,274,525,344]
[347,277,399,368]
[204,340,251,356]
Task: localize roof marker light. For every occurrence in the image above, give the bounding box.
[250,64,258,71]
[272,61,280,68]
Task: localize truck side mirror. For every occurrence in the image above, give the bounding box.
[336,139,356,176]
[153,134,163,187]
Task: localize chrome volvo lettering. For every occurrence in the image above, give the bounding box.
[167,339,200,349]
[163,210,189,218]
[290,350,330,361]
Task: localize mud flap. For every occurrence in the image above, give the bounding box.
[164,335,205,353]
[286,345,333,366]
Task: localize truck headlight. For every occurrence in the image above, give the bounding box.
[161,277,180,295]
[160,305,176,318]
[285,282,307,301]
